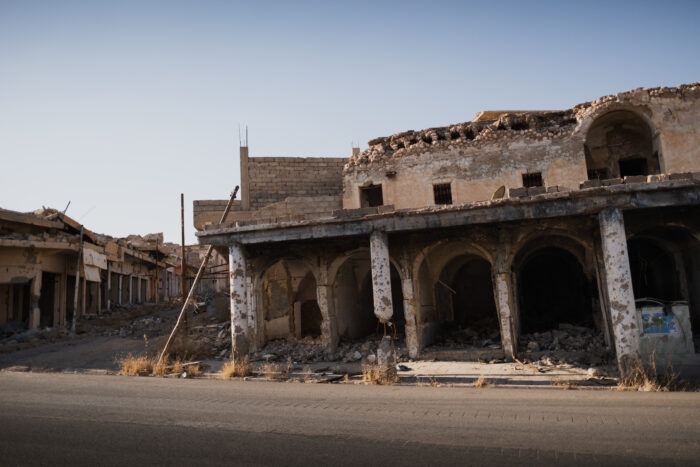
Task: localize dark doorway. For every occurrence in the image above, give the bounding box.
[39,272,57,327]
[628,238,681,302]
[518,247,592,333]
[360,184,383,208]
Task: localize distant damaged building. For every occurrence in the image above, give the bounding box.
[0,208,181,331]
[195,83,700,376]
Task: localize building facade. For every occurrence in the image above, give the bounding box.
[195,83,700,376]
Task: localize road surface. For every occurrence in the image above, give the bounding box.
[0,372,698,466]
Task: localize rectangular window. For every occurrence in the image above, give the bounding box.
[522,172,543,188]
[433,183,452,205]
[360,184,383,207]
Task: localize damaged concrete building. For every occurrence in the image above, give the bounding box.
[0,208,182,332]
[195,83,700,375]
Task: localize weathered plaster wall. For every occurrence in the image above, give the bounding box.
[343,83,700,211]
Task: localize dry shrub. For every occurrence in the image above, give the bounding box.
[473,376,493,388]
[221,359,251,379]
[261,362,290,380]
[152,358,169,377]
[185,364,201,377]
[362,364,399,385]
[617,351,683,392]
[551,379,577,390]
[117,354,153,376]
[300,366,313,383]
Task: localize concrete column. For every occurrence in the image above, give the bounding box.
[492,233,517,361]
[106,263,111,311]
[28,272,42,329]
[493,273,516,360]
[369,231,393,322]
[118,275,123,305]
[137,277,142,304]
[229,243,249,364]
[400,267,419,359]
[96,280,102,314]
[316,257,338,353]
[128,275,133,305]
[598,208,641,377]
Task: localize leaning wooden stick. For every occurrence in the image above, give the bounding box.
[157,186,239,366]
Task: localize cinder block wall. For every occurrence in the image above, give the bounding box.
[248,157,346,209]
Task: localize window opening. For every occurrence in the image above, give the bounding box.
[360,184,383,207]
[522,172,543,188]
[619,157,648,177]
[433,183,452,205]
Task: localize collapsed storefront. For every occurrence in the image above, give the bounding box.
[195,83,700,376]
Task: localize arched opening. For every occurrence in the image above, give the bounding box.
[433,255,499,347]
[332,252,404,341]
[584,110,659,179]
[628,227,700,354]
[260,259,320,343]
[416,249,500,350]
[295,272,322,338]
[518,247,593,334]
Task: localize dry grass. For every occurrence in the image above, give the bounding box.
[185,363,201,377]
[473,376,493,388]
[221,359,251,379]
[617,351,683,392]
[117,353,154,376]
[362,364,399,385]
[551,379,578,390]
[300,366,313,383]
[261,362,290,380]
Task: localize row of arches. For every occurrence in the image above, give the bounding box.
[253,225,699,356]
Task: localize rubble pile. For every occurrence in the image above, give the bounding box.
[437,325,502,349]
[249,336,409,365]
[520,323,606,353]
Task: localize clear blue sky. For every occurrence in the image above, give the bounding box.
[1,0,699,244]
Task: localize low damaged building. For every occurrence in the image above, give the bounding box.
[0,208,181,332]
[195,83,700,376]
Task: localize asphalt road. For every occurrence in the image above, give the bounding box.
[0,372,698,466]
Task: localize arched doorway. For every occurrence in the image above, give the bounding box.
[517,247,593,334]
[295,272,322,338]
[331,252,404,340]
[433,255,500,347]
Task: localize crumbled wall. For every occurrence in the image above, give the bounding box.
[343,83,700,210]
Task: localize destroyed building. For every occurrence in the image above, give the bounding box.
[0,208,185,332]
[195,83,700,375]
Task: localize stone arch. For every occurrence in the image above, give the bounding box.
[257,257,320,343]
[512,235,601,341]
[583,108,661,179]
[329,248,404,340]
[412,239,499,350]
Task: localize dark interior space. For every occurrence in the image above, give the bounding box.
[38,272,56,327]
[518,247,593,334]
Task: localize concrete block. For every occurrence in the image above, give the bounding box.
[580,179,601,189]
[601,178,623,186]
[668,172,692,180]
[527,186,546,196]
[623,175,647,184]
[508,187,528,198]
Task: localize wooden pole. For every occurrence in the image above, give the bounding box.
[181,193,188,334]
[71,226,84,333]
[155,237,159,304]
[157,186,239,365]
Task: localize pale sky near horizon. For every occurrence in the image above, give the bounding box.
[1,0,699,244]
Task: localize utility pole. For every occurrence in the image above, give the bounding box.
[71,226,84,333]
[181,193,188,335]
